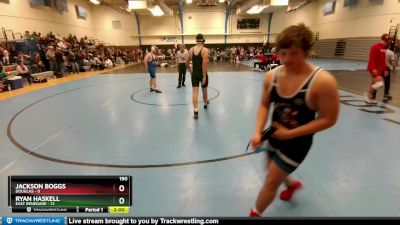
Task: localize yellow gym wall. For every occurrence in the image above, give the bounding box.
[91,4,139,46]
[0,0,139,46]
[271,0,400,41]
[314,0,400,39]
[0,0,95,40]
[140,15,179,45]
[2,0,399,47]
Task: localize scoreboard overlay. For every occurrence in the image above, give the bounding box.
[8,176,132,214]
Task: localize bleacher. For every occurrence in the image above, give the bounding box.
[31,71,54,79]
[0,26,143,92]
[313,37,380,61]
[1,64,53,90]
[4,64,54,79]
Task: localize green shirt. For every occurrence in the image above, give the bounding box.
[0,67,8,81]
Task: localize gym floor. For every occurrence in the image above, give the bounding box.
[0,59,399,216]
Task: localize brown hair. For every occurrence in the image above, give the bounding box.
[381,33,389,41]
[275,23,314,55]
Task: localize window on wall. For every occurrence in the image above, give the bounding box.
[344,0,358,7]
[29,0,49,6]
[112,21,122,30]
[369,0,384,5]
[30,0,67,12]
[323,0,336,15]
[54,0,68,12]
[44,0,52,6]
[75,5,88,19]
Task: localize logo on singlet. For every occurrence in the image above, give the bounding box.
[294,98,305,105]
[275,103,300,128]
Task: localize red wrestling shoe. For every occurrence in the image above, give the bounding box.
[249,208,260,217]
[279,181,303,201]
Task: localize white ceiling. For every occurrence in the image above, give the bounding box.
[97,0,288,15]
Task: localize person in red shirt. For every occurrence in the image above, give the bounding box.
[364,34,390,104]
[259,54,267,64]
[254,53,268,70]
[271,53,280,64]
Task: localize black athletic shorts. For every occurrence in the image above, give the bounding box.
[191,74,208,88]
[266,136,313,174]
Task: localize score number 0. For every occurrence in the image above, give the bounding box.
[118,176,129,205]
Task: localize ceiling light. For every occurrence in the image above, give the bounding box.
[186,0,192,4]
[90,0,101,5]
[270,0,289,6]
[128,0,147,9]
[219,0,225,2]
[149,5,164,16]
[246,5,264,14]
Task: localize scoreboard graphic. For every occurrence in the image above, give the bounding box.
[8,176,132,214]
